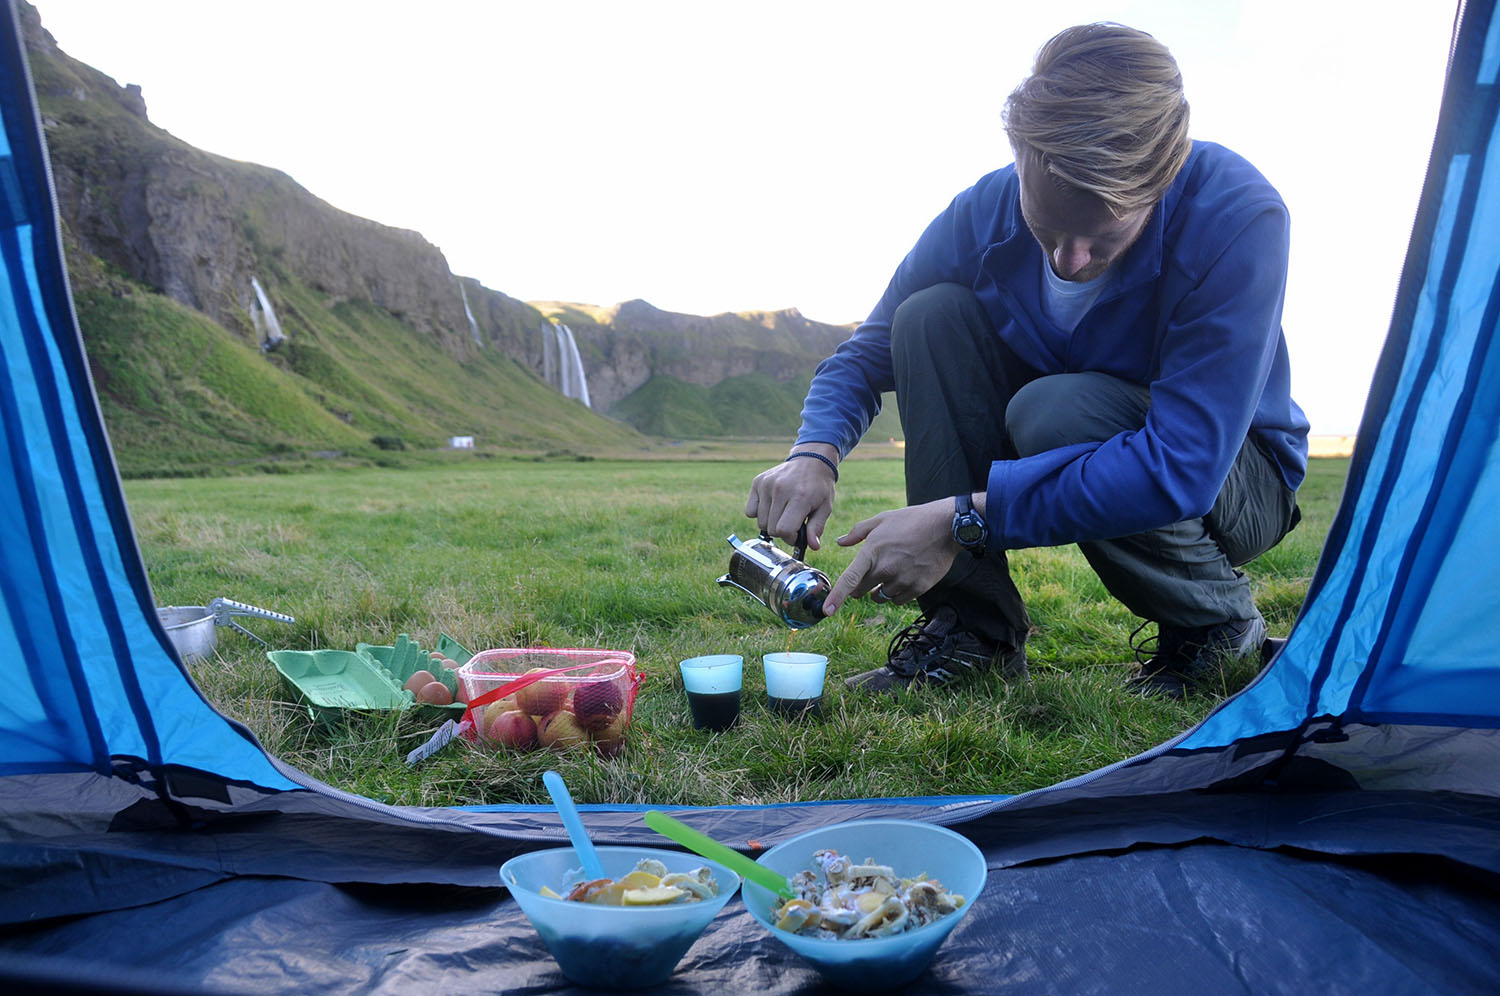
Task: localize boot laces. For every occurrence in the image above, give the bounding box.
[885,607,992,681]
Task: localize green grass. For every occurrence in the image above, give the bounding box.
[127,453,1348,809]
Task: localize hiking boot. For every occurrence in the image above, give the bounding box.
[845,605,1027,693]
[1126,612,1269,700]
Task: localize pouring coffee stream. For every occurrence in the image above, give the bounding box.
[717,523,832,629]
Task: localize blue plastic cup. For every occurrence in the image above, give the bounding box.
[763,652,828,719]
[679,654,743,732]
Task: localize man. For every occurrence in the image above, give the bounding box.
[744,22,1307,698]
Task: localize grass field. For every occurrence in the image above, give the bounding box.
[126,452,1349,809]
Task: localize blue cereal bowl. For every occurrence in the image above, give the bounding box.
[742,819,987,990]
[500,845,740,990]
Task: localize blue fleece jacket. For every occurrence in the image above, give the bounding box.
[796,141,1310,551]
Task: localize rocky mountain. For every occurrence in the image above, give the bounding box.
[18,1,857,454]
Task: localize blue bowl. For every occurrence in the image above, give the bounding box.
[742,819,987,991]
[500,845,741,990]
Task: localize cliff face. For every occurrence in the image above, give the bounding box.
[21,1,853,424]
[541,299,851,411]
[24,1,492,351]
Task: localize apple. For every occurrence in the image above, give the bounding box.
[572,679,624,732]
[479,698,519,729]
[590,712,628,758]
[516,667,569,716]
[538,709,589,751]
[483,708,537,750]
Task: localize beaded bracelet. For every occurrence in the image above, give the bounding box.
[784,450,839,482]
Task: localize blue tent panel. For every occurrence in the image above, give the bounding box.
[0,0,297,789]
[1185,1,1500,745]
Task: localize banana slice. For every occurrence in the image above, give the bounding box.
[616,870,662,891]
[846,862,896,880]
[774,898,820,932]
[622,885,687,906]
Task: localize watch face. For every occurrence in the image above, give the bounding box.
[957,521,984,544]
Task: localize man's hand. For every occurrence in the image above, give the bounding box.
[821,497,958,615]
[744,443,839,550]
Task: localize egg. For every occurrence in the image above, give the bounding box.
[416,680,453,705]
[403,669,437,693]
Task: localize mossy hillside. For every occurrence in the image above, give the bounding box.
[611,371,907,444]
[705,373,813,437]
[265,280,641,452]
[610,373,809,438]
[76,285,368,476]
[75,267,644,477]
[609,376,722,438]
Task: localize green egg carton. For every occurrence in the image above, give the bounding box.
[269,633,477,724]
[268,648,410,724]
[355,632,469,719]
[434,632,473,667]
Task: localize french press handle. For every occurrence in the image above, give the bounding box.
[761,521,810,562]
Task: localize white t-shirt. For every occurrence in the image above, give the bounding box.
[1040,259,1111,332]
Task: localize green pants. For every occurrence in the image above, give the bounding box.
[892,283,1300,649]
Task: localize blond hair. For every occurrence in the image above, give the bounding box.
[1003,23,1191,217]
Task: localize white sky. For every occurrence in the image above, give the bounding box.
[28,0,1458,435]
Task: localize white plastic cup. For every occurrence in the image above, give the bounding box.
[762,652,828,719]
[679,654,743,731]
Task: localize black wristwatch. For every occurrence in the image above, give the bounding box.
[952,493,988,557]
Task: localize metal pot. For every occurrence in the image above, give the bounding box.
[157,605,217,661]
[156,597,296,661]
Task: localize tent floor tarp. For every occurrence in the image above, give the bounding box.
[4,834,1499,995]
[4,777,1500,994]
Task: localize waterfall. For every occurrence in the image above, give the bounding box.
[251,277,285,351]
[459,282,481,345]
[558,324,590,408]
[541,321,591,408]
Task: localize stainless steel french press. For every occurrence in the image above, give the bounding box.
[717,530,832,629]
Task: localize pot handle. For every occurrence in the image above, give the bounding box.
[210,597,296,627]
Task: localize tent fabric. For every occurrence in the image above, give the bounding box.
[3,0,1500,991]
[0,1,299,793]
[5,847,1500,996]
[1187,0,1500,743]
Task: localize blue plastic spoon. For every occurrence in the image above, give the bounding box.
[542,769,605,881]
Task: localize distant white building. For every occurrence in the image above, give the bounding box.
[448,436,475,449]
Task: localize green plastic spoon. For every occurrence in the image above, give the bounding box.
[644,810,795,900]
